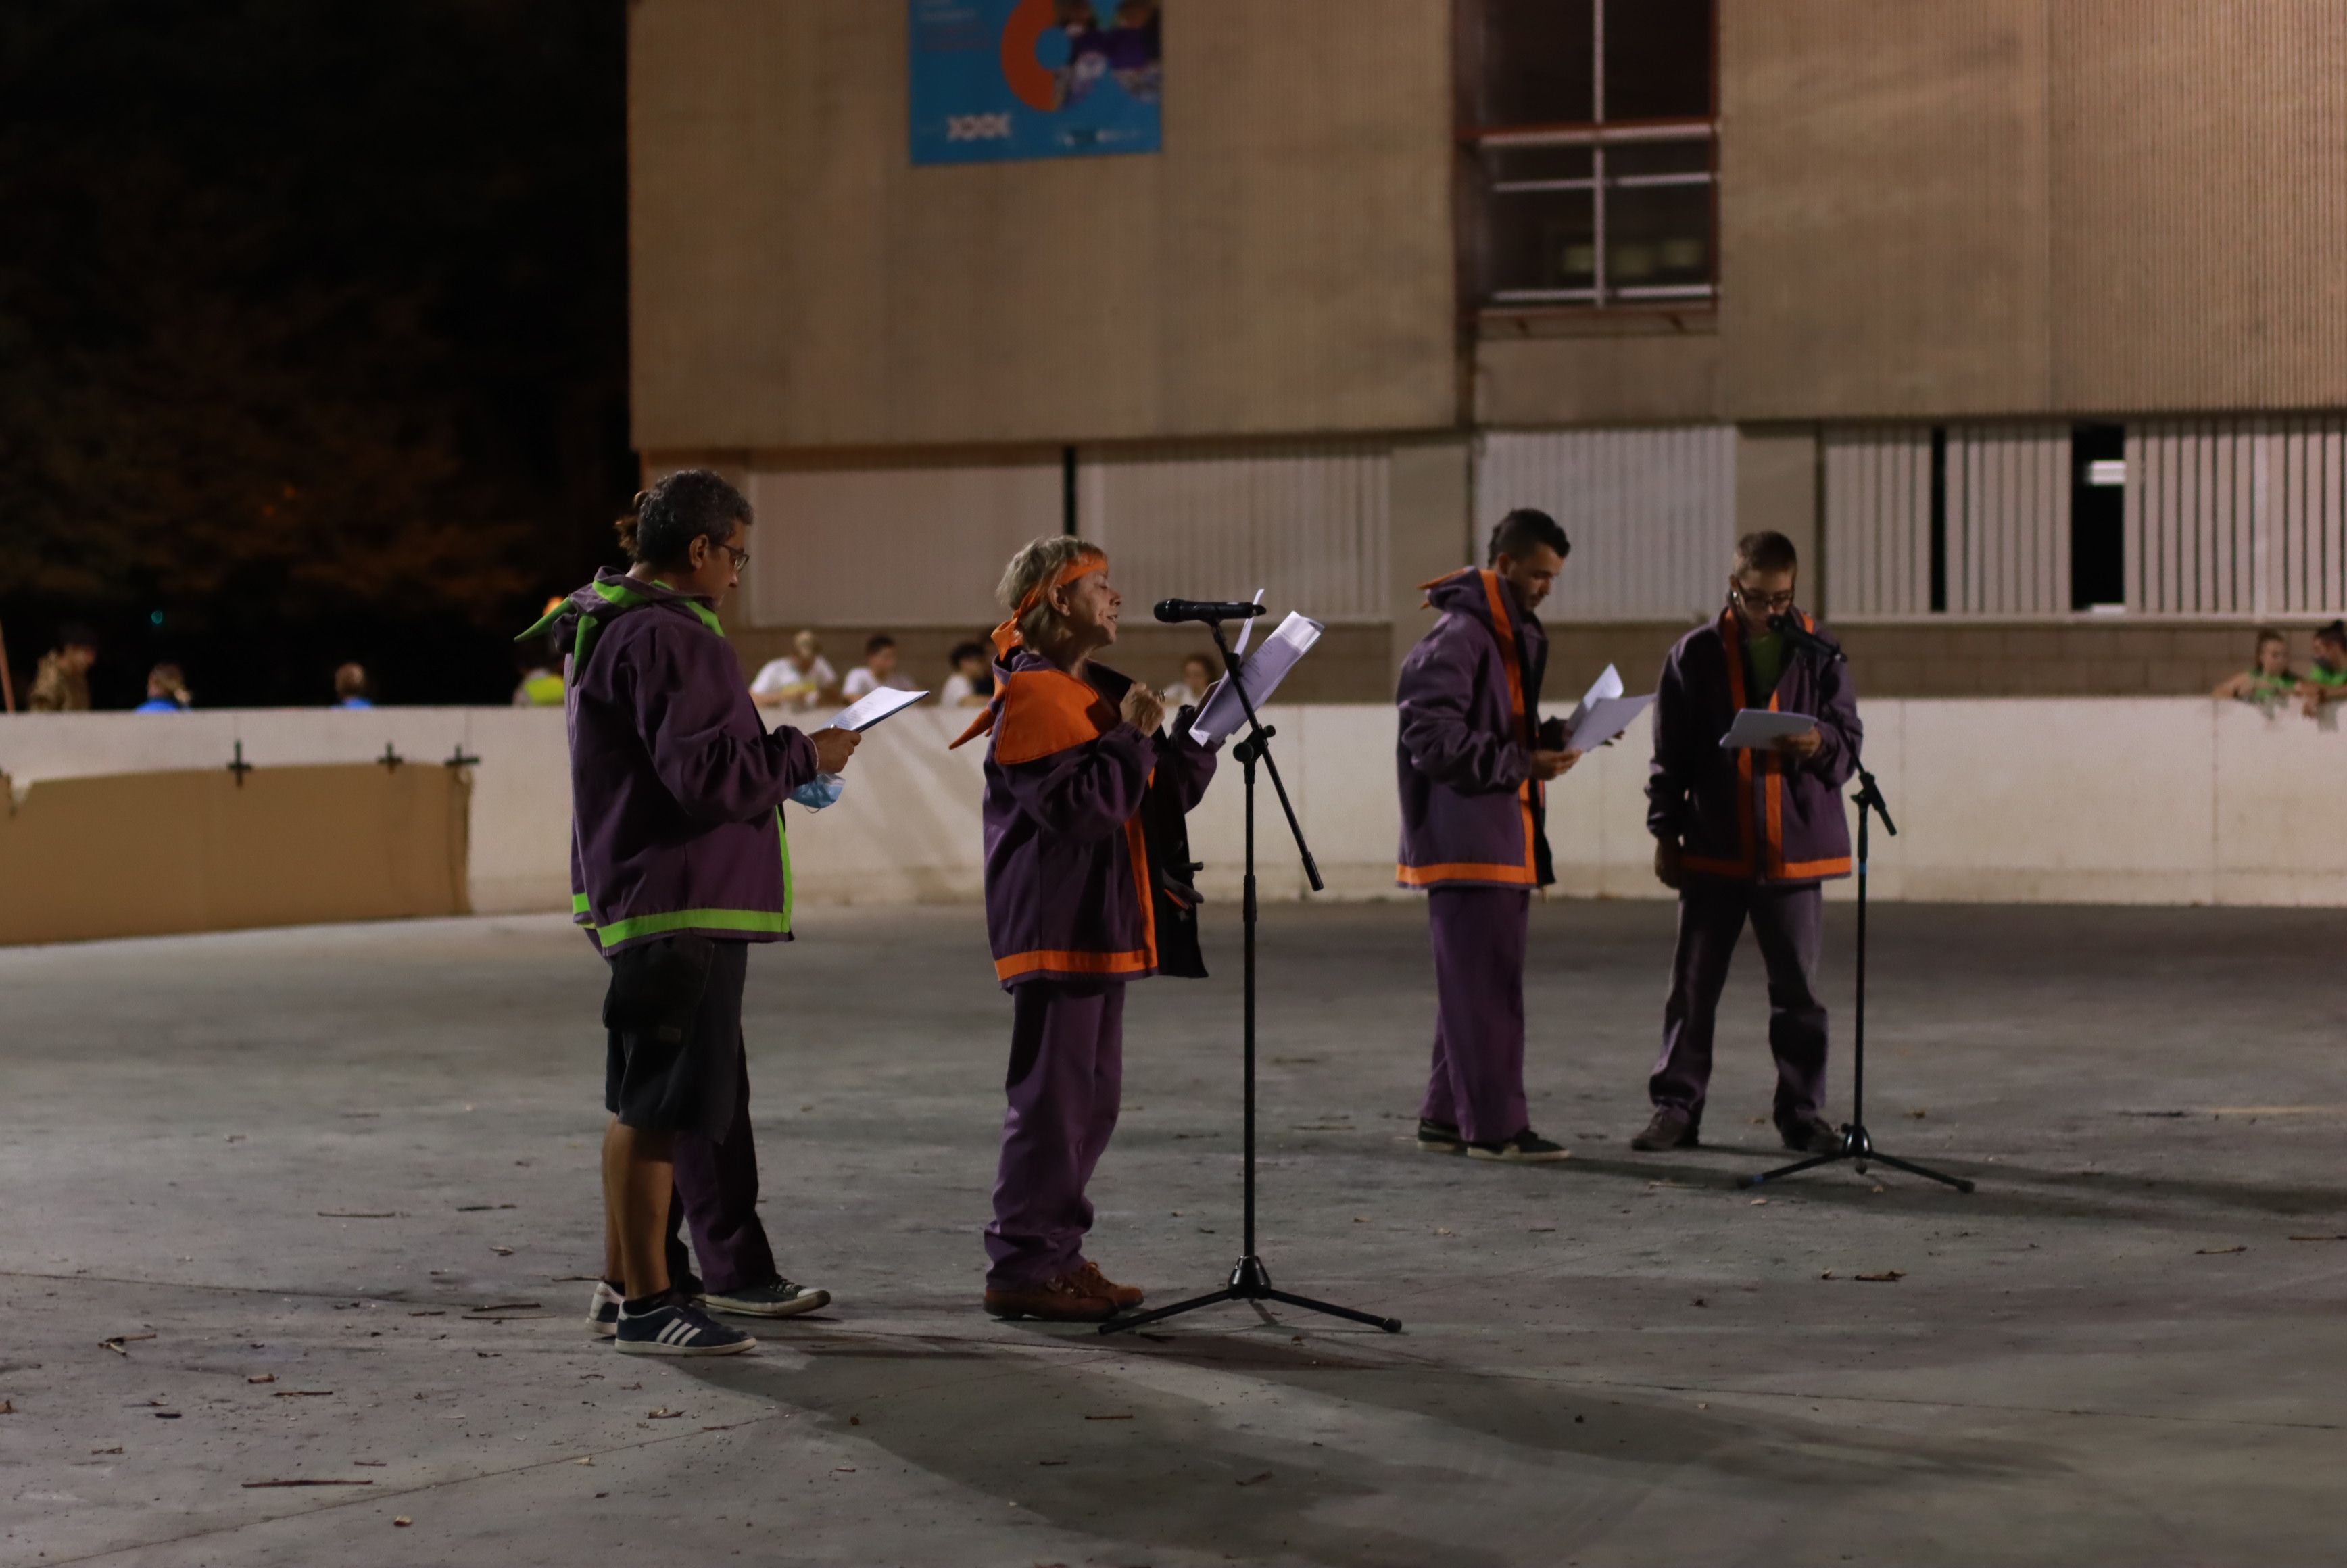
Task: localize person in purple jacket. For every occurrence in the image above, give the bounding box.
[523,470,862,1356]
[950,535,1219,1322]
[1635,530,1860,1156]
[1397,508,1583,1163]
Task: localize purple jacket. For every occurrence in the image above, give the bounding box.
[1647,608,1861,885]
[1395,568,1555,891]
[524,570,819,954]
[960,647,1217,989]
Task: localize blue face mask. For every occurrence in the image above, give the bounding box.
[789,773,845,812]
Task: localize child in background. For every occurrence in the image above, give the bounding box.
[940,641,994,708]
[840,634,911,702]
[2300,620,2347,719]
[750,630,838,710]
[2212,628,2298,707]
[1161,652,1216,710]
[135,662,191,713]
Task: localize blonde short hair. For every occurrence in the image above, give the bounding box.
[996,535,1106,650]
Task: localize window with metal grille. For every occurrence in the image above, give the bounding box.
[1463,0,1716,310]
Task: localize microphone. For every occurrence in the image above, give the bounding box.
[1153,598,1269,625]
[1768,612,1846,664]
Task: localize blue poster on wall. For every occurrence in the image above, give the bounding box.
[909,1,1162,166]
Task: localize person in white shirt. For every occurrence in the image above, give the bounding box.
[840,633,912,702]
[938,640,994,708]
[750,629,838,710]
[1161,652,1217,712]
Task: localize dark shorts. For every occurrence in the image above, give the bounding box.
[603,935,747,1138]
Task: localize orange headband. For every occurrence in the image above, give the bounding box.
[990,554,1109,658]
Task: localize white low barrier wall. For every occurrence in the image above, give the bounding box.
[5,698,2344,913]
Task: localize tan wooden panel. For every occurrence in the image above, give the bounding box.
[0,764,468,946]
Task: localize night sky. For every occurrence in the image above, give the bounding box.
[0,1,634,706]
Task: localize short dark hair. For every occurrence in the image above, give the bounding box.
[1487,508,1570,566]
[864,633,896,656]
[616,469,751,568]
[1735,531,1800,575]
[333,662,368,700]
[2317,618,2347,648]
[2255,626,2288,648]
[949,640,986,666]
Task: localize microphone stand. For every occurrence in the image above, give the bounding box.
[1739,766,1974,1194]
[1103,616,1403,1336]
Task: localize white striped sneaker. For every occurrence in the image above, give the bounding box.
[613,1300,756,1356]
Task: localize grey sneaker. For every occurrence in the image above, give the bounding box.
[703,1279,831,1319]
[1466,1129,1571,1162]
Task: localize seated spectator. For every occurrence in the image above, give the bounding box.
[514,599,566,705]
[1162,651,1217,711]
[28,624,97,712]
[750,629,837,710]
[135,662,191,713]
[334,663,374,708]
[938,639,994,708]
[2300,620,2347,718]
[2213,628,2298,706]
[840,633,913,702]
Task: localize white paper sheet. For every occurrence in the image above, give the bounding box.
[831,685,929,732]
[1231,588,1267,656]
[1564,664,1626,732]
[1568,693,1654,752]
[1188,612,1324,744]
[1719,708,1817,750]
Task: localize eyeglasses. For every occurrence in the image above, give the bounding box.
[1732,585,1797,614]
[717,544,749,571]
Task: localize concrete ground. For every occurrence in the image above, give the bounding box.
[3,900,2344,1567]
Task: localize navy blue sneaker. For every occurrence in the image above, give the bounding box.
[614,1298,756,1356]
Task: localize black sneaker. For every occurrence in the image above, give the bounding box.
[1466,1129,1570,1162]
[704,1279,831,1318]
[586,1279,623,1338]
[1630,1108,1700,1151]
[1776,1112,1843,1156]
[1416,1119,1466,1154]
[614,1298,756,1356]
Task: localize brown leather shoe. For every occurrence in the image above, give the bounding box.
[982,1271,1117,1323]
[1630,1107,1700,1151]
[1073,1259,1144,1309]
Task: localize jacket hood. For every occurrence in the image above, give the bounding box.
[519,568,724,651]
[1422,566,1515,629]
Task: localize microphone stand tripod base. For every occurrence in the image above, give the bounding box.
[1102,1256,1403,1336]
[1738,1125,1975,1193]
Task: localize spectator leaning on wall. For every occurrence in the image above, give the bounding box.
[2299,620,2347,719]
[29,624,97,712]
[135,663,191,713]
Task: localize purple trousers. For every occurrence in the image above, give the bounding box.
[985,979,1124,1288]
[1650,879,1829,1127]
[657,977,777,1298]
[1419,886,1531,1143]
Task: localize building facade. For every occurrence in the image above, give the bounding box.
[629,0,2347,699]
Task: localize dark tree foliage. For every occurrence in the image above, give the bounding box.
[0,1,632,704]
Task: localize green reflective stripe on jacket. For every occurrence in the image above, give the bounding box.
[594,908,791,946]
[572,892,592,916]
[777,808,794,933]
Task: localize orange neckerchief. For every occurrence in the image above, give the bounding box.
[989,554,1109,659]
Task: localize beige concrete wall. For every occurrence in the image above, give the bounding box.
[1474,320,1723,427]
[1718,0,2347,421]
[629,0,1458,452]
